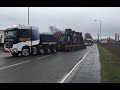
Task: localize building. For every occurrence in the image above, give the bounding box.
[0,30,5,44]
[101,37,116,43]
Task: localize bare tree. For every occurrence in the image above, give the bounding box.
[49,26,64,41]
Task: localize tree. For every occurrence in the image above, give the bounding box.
[49,26,64,41]
[84,33,93,44]
[84,33,93,40]
[49,26,57,34]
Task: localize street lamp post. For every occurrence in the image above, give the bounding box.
[94,20,101,42]
[100,20,101,41]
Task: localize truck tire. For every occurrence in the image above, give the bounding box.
[45,48,51,54]
[38,48,44,55]
[53,48,57,53]
[69,48,72,52]
[32,46,38,55]
[21,47,30,57]
[12,53,19,57]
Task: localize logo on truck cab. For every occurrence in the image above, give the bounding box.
[19,38,31,42]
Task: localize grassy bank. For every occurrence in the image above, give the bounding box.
[98,45,120,83]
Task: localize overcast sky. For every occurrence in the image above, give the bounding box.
[0,7,120,39]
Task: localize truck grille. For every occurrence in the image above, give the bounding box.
[5,41,13,48]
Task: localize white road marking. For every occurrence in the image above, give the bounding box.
[0,54,52,70]
[59,47,92,83]
[0,60,31,70]
[57,73,68,83]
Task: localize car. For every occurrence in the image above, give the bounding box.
[85,43,93,46]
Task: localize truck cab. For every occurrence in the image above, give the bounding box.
[4,24,39,56]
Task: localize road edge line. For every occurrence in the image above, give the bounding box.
[59,47,92,83]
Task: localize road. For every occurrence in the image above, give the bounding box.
[0,46,92,83]
[70,44,101,83]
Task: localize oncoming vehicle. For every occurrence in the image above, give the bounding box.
[4,25,57,57]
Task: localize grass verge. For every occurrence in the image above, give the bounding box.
[98,45,120,83]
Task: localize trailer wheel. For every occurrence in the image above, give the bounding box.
[53,48,57,53]
[21,47,30,57]
[71,48,74,51]
[69,48,72,52]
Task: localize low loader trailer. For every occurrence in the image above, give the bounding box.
[58,29,86,52]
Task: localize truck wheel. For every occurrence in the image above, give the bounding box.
[69,48,72,52]
[32,46,37,55]
[52,48,57,53]
[38,48,44,55]
[21,47,30,57]
[46,48,51,54]
[12,53,18,57]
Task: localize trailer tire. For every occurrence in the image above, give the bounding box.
[52,48,57,53]
[21,47,30,57]
[70,48,72,52]
[71,48,73,52]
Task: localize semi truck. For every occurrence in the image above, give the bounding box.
[4,25,57,56]
[4,25,86,56]
[58,29,86,52]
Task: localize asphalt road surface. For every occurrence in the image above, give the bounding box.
[70,44,101,83]
[0,46,92,83]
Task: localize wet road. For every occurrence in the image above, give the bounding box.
[0,46,91,83]
[70,44,101,83]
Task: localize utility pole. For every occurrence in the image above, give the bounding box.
[94,19,102,43]
[100,20,101,41]
[98,28,99,42]
[115,33,117,41]
[28,7,29,25]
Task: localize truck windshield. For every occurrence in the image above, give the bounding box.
[4,28,17,38]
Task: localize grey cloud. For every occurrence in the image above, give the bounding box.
[0,7,120,39]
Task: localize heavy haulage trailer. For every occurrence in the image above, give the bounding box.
[58,29,86,52]
[4,25,86,57]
